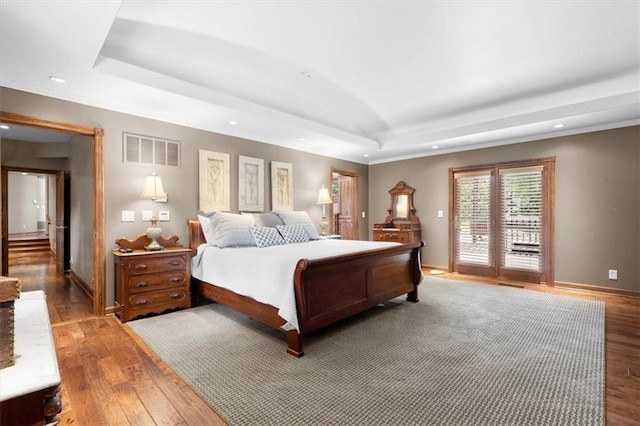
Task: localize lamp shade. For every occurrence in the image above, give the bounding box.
[317,187,332,205]
[140,173,167,201]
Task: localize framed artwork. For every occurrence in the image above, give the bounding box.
[238,155,264,211]
[271,161,293,211]
[198,150,230,212]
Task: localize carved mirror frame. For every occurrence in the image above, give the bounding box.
[383,181,419,225]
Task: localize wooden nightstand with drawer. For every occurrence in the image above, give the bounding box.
[113,235,191,323]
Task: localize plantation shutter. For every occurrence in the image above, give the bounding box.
[500,166,543,272]
[454,170,492,266]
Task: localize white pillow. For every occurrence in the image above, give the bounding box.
[249,226,285,248]
[277,224,310,244]
[197,214,216,245]
[210,212,256,248]
[274,211,320,240]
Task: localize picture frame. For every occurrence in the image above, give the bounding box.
[198,150,230,212]
[271,161,293,211]
[238,155,264,212]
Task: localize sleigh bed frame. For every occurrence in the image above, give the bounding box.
[187,219,424,357]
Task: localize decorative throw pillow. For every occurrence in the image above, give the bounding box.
[252,212,285,228]
[197,214,216,245]
[209,212,256,248]
[274,211,321,240]
[249,226,285,248]
[277,224,310,244]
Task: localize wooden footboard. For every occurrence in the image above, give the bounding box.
[187,219,423,357]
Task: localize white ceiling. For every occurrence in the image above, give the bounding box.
[1,1,638,164]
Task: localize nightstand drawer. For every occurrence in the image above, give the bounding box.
[124,254,187,275]
[128,288,188,312]
[128,272,187,294]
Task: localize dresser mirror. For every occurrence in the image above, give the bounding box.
[394,194,409,219]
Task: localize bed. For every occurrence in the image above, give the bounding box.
[187,216,424,357]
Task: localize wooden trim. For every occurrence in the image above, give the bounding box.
[449,156,556,174]
[554,280,640,298]
[69,270,94,299]
[0,111,105,317]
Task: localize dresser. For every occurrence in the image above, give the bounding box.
[113,235,191,323]
[373,181,422,244]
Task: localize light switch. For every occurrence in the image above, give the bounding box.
[437,210,444,218]
[121,210,135,222]
[362,211,366,218]
[159,210,170,221]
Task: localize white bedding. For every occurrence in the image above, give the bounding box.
[191,239,401,332]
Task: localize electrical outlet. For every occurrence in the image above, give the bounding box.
[608,269,618,280]
[437,210,444,218]
[362,211,366,218]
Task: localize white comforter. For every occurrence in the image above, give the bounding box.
[191,239,401,332]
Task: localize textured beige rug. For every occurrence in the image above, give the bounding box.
[129,277,604,425]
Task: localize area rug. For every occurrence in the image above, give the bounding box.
[128,277,604,425]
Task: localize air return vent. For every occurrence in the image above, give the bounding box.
[123,133,180,167]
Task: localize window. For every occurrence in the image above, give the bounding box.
[449,157,554,284]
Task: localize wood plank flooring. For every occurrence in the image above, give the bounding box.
[8,256,639,425]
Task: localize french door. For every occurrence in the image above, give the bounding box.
[449,157,554,284]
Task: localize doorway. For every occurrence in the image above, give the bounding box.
[330,169,359,240]
[448,157,555,284]
[2,168,70,274]
[0,111,105,316]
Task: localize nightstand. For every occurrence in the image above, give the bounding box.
[113,235,191,322]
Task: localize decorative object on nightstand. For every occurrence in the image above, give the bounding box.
[317,186,333,236]
[140,172,167,251]
[113,234,191,322]
[373,181,422,244]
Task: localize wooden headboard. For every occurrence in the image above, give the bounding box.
[187,219,205,257]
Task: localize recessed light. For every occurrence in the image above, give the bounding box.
[299,138,305,142]
[301,71,314,79]
[49,76,66,83]
[554,123,564,129]
[432,145,439,149]
[229,120,238,125]
[0,124,8,130]
[363,154,369,158]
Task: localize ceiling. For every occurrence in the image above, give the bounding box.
[1,1,638,164]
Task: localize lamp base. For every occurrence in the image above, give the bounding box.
[319,220,329,237]
[145,221,164,251]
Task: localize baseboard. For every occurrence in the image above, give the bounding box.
[554,280,639,298]
[421,266,639,298]
[421,264,448,273]
[105,305,117,316]
[69,270,94,300]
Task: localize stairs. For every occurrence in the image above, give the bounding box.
[8,238,51,258]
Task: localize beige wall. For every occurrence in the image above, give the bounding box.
[0,87,369,307]
[369,126,640,292]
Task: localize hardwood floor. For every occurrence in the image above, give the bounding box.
[7,256,639,425]
[10,253,226,425]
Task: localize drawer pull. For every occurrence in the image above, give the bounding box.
[169,261,181,266]
[170,293,181,299]
[136,299,148,305]
[169,277,180,282]
[136,264,148,270]
[136,282,148,288]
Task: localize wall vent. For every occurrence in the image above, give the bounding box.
[123,133,180,167]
